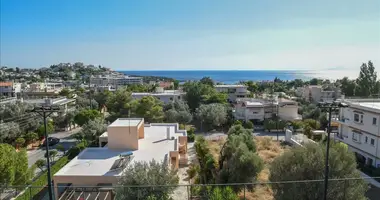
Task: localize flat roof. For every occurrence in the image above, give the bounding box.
[356,102,380,111]
[108,118,143,127]
[215,84,246,88]
[55,124,185,177]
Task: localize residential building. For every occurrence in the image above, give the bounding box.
[0,82,21,97]
[53,118,188,199]
[334,98,380,168]
[90,75,143,88]
[234,97,301,122]
[132,88,185,104]
[23,97,76,115]
[214,85,249,103]
[27,82,64,93]
[300,85,341,103]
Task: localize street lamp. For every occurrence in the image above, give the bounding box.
[317,101,348,200]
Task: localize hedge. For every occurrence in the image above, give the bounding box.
[15,156,69,200]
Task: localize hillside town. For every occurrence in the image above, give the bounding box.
[0,61,380,200]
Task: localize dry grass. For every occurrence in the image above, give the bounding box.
[199,136,285,200]
[207,138,226,162]
[236,136,286,200]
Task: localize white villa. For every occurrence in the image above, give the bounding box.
[53,118,188,200]
[334,98,380,168]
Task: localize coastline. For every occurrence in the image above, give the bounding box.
[120,69,359,83]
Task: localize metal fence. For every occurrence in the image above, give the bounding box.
[2,177,380,200]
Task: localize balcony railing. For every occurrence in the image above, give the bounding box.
[2,177,379,200]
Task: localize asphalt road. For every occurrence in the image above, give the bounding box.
[202,130,286,141]
[27,128,80,167]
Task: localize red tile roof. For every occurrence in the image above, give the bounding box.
[0,82,12,87]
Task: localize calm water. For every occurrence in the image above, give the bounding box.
[120,70,313,84]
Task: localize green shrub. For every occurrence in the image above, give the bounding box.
[67,141,87,159]
[15,156,69,200]
[187,127,195,142]
[243,121,254,129]
[179,124,185,130]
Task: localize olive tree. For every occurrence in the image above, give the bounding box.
[196,103,227,130]
[269,143,367,200]
[218,125,263,191]
[115,159,179,200]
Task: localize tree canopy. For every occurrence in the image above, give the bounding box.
[131,96,164,123]
[74,109,102,126]
[0,144,34,190]
[269,143,367,200]
[196,103,227,130]
[163,100,193,124]
[116,160,178,200]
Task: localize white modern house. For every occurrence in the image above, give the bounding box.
[234,97,301,122]
[334,98,380,168]
[54,118,188,199]
[214,85,249,103]
[131,88,185,104]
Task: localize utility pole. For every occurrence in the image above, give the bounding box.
[88,74,92,109]
[318,101,348,200]
[32,104,61,200]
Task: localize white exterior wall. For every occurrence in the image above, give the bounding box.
[132,93,184,104]
[234,104,299,122]
[215,85,248,102]
[278,106,299,121]
[336,106,380,167]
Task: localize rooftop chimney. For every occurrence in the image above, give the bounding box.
[167,127,170,140]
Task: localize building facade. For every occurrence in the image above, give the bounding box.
[90,75,143,88]
[131,89,185,104]
[300,85,341,103]
[334,99,380,168]
[234,98,301,122]
[0,82,21,97]
[215,85,249,103]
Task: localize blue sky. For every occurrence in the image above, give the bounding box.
[1,0,379,73]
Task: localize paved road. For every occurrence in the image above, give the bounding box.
[253,131,285,141]
[27,128,81,167]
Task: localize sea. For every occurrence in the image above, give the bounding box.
[119,70,315,84]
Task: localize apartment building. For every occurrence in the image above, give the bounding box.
[54,118,188,199]
[131,88,185,104]
[90,75,143,88]
[215,85,249,103]
[299,85,341,103]
[0,82,21,97]
[334,99,380,168]
[234,98,301,122]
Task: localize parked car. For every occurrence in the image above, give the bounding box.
[42,137,60,146]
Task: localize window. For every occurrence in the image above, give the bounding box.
[169,97,173,100]
[354,113,359,122]
[352,131,361,143]
[354,113,363,124]
[373,117,377,125]
[365,136,368,143]
[371,138,375,146]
